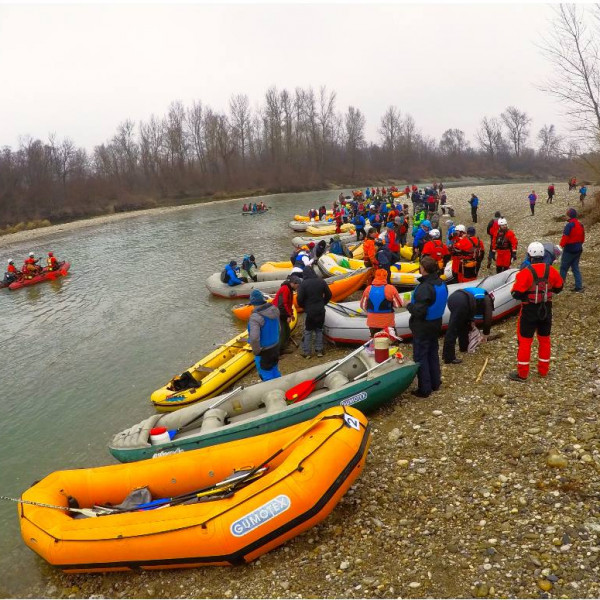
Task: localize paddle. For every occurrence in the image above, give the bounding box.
[0,495,113,518]
[284,340,372,403]
[176,385,243,434]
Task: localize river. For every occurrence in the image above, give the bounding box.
[0,189,343,597]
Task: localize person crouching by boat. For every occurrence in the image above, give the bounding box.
[273,275,301,354]
[360,268,402,337]
[400,256,449,398]
[291,246,312,278]
[46,252,60,272]
[23,252,41,279]
[442,287,493,364]
[247,290,281,381]
[297,266,332,359]
[508,242,563,383]
[3,259,21,285]
[240,254,258,282]
[222,260,243,286]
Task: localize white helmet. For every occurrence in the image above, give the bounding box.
[429,229,441,239]
[7,259,13,264]
[498,218,508,227]
[370,204,375,209]
[527,242,545,258]
[28,252,34,257]
[455,224,466,233]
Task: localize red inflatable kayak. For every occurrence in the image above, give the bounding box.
[8,262,71,290]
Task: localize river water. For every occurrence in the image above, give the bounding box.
[0,190,344,596]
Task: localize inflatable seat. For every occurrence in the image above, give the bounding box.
[263,389,287,413]
[200,408,228,432]
[322,372,350,391]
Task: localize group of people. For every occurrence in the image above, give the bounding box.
[242,202,267,213]
[567,177,587,203]
[3,252,60,285]
[221,255,258,285]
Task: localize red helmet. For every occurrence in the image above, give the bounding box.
[48,252,54,257]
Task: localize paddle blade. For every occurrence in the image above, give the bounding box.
[284,379,316,403]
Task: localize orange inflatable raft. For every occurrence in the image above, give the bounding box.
[18,406,370,573]
[231,268,371,321]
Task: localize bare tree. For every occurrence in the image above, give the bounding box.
[185,101,207,174]
[344,106,366,178]
[537,124,562,158]
[476,117,504,158]
[48,134,76,200]
[379,106,401,156]
[501,106,531,157]
[538,4,600,148]
[229,93,251,167]
[439,128,470,155]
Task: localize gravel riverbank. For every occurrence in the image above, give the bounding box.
[19,182,600,599]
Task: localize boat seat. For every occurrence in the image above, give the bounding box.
[200,408,228,432]
[322,372,350,390]
[263,389,287,414]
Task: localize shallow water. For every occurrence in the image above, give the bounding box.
[0,190,340,596]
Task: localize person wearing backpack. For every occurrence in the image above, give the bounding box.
[221,260,243,286]
[454,226,485,281]
[272,275,301,354]
[491,218,517,273]
[421,229,451,274]
[508,242,563,383]
[247,290,282,381]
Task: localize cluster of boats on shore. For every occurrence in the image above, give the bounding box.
[14,199,525,574]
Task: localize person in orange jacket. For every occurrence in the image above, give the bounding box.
[46,251,60,271]
[454,226,485,281]
[508,242,563,382]
[362,228,379,268]
[491,218,517,273]
[421,229,450,274]
[360,268,402,337]
[449,224,466,279]
[4,259,21,284]
[23,252,41,278]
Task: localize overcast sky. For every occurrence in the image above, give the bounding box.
[0,2,569,152]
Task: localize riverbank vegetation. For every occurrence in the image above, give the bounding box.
[0,91,591,231]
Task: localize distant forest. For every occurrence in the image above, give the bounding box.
[0,85,578,228]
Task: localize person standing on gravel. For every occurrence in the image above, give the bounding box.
[486,211,502,270]
[401,256,448,398]
[508,242,563,383]
[297,265,332,358]
[528,190,537,216]
[547,184,555,204]
[559,208,585,293]
[468,193,479,223]
[491,218,517,273]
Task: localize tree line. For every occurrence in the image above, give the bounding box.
[0,86,578,229]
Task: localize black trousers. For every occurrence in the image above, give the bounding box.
[412,335,441,394]
[471,206,478,223]
[442,293,471,362]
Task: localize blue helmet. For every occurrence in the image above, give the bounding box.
[421,220,432,229]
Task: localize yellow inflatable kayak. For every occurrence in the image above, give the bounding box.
[305,223,355,236]
[151,309,298,412]
[259,243,364,273]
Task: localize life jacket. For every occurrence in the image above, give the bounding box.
[411,281,448,320]
[495,230,511,250]
[461,237,482,268]
[566,219,585,244]
[7,264,17,274]
[526,264,553,304]
[366,285,392,313]
[47,257,58,270]
[385,229,400,252]
[462,287,489,319]
[425,240,445,266]
[293,251,308,270]
[248,310,279,349]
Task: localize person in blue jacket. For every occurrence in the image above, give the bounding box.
[412,219,432,257]
[401,256,449,398]
[247,289,281,380]
[223,260,243,286]
[579,185,587,204]
[352,212,366,241]
[469,194,479,223]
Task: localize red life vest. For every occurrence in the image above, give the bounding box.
[526,264,553,304]
[7,264,17,274]
[495,231,511,250]
[566,219,585,244]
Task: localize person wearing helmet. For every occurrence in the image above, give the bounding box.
[559,207,585,292]
[491,218,518,273]
[412,219,432,258]
[421,229,451,274]
[449,224,467,279]
[46,251,60,272]
[3,259,21,285]
[508,241,563,382]
[468,193,479,223]
[453,226,485,282]
[221,260,243,286]
[23,252,41,278]
[486,211,502,269]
